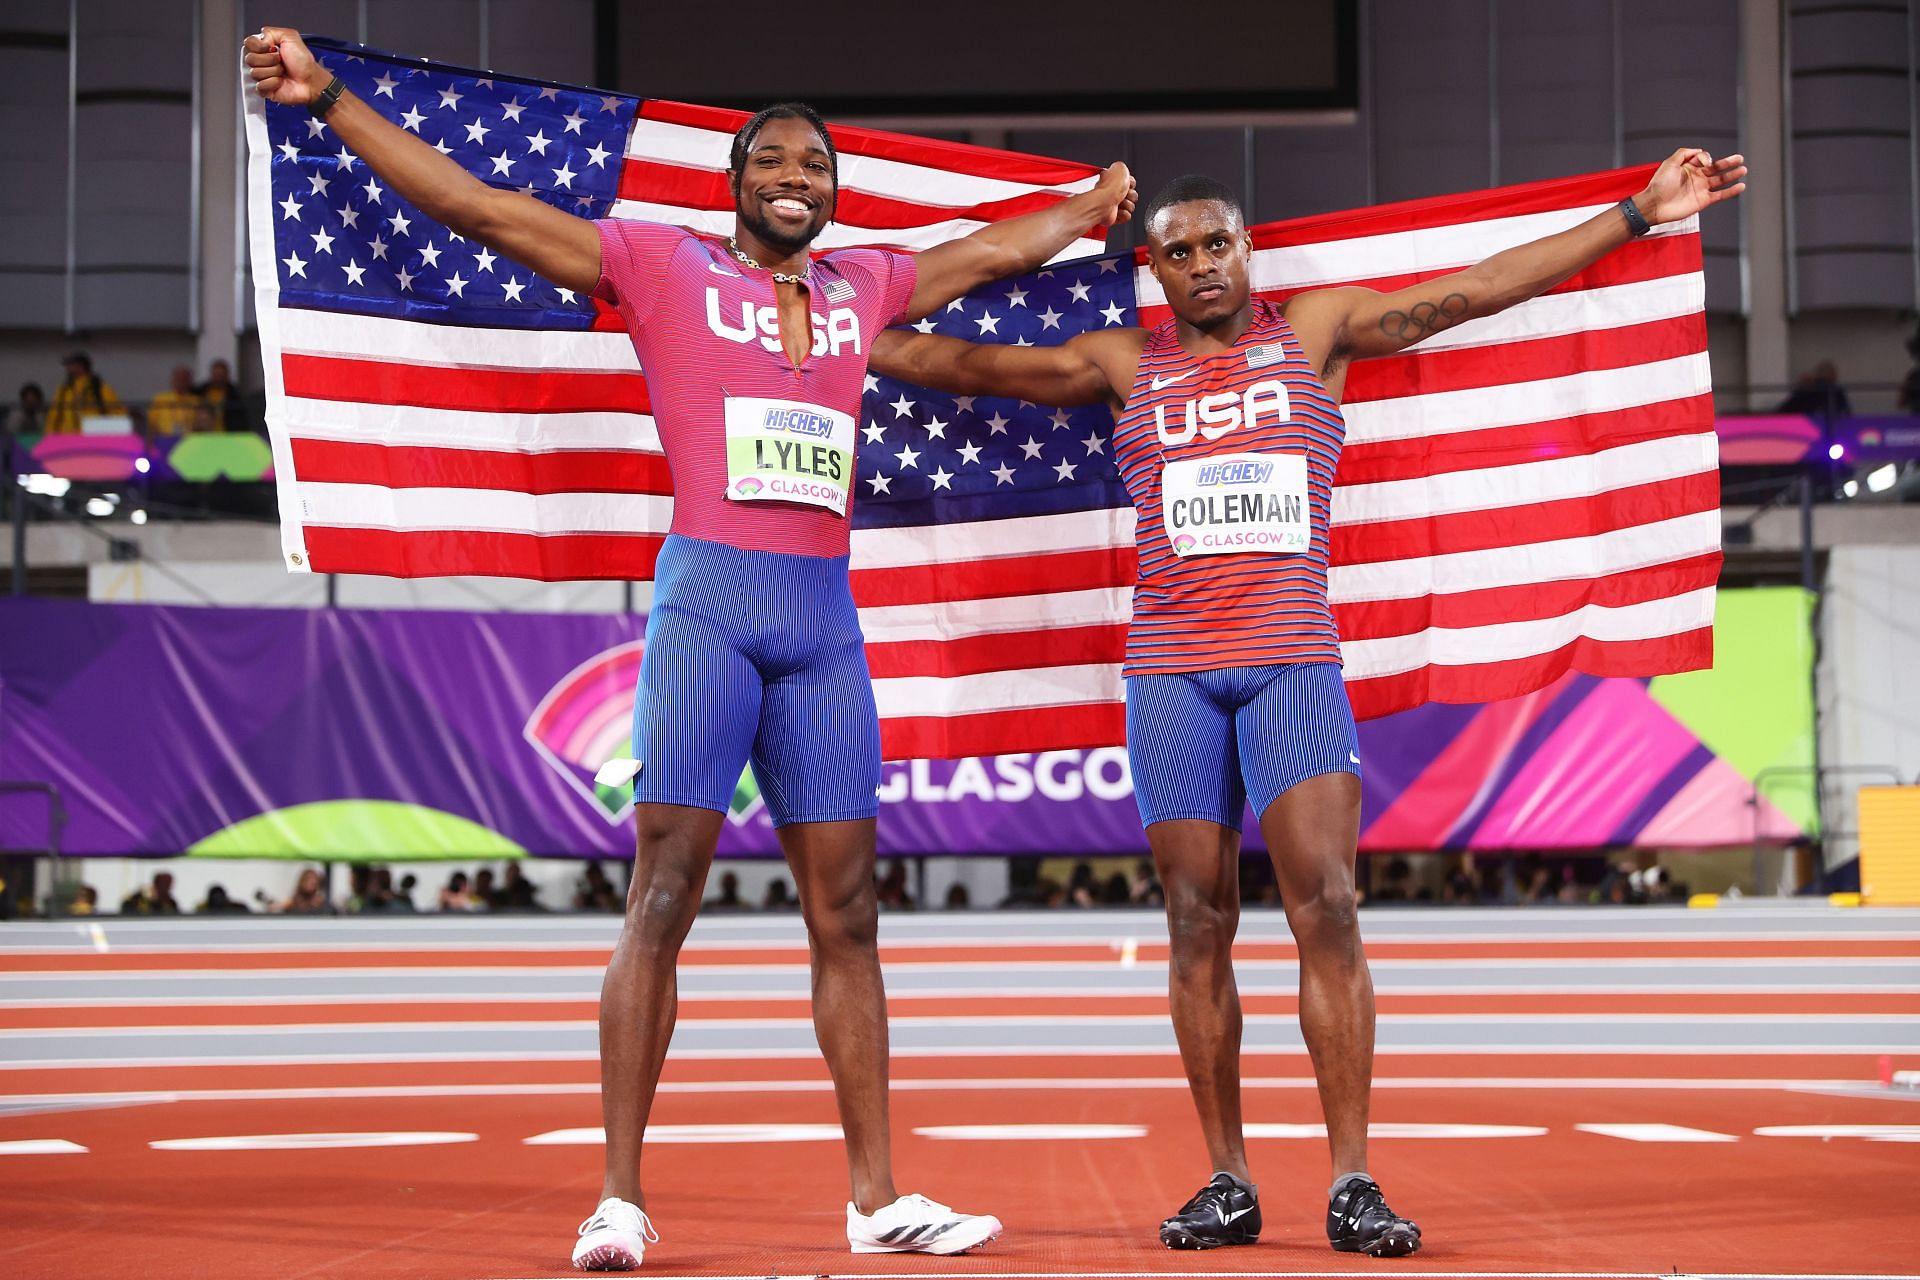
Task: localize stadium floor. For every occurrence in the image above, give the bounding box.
[1,906,1917,1279]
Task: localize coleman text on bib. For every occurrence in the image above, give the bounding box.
[1161,451,1309,555]
[724,397,856,513]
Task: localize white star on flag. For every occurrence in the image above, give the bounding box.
[957,440,983,465]
[342,260,366,286]
[278,194,302,221]
[586,142,611,168]
[862,421,886,444]
[362,178,383,204]
[463,118,491,145]
[502,277,526,302]
[991,462,1016,485]
[867,472,892,494]
[445,271,468,298]
[501,99,525,122]
[561,110,586,134]
[437,85,463,110]
[894,443,922,470]
[975,312,1000,335]
[527,130,552,156]
[418,242,442,267]
[474,246,497,272]
[282,251,307,277]
[1053,458,1079,481]
[552,162,577,188]
[1019,437,1044,460]
[890,394,915,418]
[396,264,415,291]
[368,234,388,260]
[372,72,398,97]
[399,105,425,131]
[929,466,954,491]
[310,228,334,254]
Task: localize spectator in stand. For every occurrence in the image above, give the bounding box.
[573,863,620,912]
[146,365,208,437]
[762,877,796,911]
[1130,859,1164,907]
[876,861,914,910]
[1100,870,1132,905]
[472,867,499,910]
[438,870,474,911]
[120,871,181,915]
[501,863,542,911]
[943,882,971,910]
[275,867,332,914]
[1066,861,1098,908]
[46,352,125,434]
[706,870,746,911]
[1776,360,1852,421]
[196,358,238,432]
[198,884,251,914]
[67,884,99,916]
[394,873,419,912]
[6,383,47,436]
[1900,324,1920,413]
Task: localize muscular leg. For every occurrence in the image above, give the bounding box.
[1149,819,1249,1180]
[781,817,897,1213]
[1258,770,1371,1179]
[599,802,726,1206]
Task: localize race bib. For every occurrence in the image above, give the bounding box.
[1161,451,1310,555]
[723,397,856,514]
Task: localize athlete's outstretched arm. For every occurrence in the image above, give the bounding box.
[870,328,1142,409]
[244,28,601,294]
[902,165,1137,320]
[1293,147,1746,366]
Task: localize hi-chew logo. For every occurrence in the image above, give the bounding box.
[1194,459,1276,487]
[524,640,763,826]
[761,405,837,437]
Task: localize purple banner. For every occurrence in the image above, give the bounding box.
[0,597,1809,858]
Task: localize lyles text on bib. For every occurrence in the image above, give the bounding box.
[723,396,856,514]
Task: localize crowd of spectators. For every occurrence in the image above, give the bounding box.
[54,850,1699,919]
[4,350,253,442]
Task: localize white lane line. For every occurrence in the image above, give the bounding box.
[1754,1125,1920,1142]
[6,956,1915,982]
[3,982,1917,1008]
[1,1044,1911,1071]
[0,1139,88,1154]
[2,1011,1912,1040]
[150,1131,477,1151]
[911,1124,1149,1140]
[525,1124,843,1145]
[0,1077,1874,1107]
[1246,1123,1547,1139]
[1575,1123,1740,1142]
[488,1270,1920,1279]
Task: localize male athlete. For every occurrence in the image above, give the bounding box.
[245,28,1135,1271]
[872,151,1745,1257]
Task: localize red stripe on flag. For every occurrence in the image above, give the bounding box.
[1342,314,1706,405]
[1344,629,1713,722]
[1331,472,1721,565]
[1334,554,1723,644]
[1337,396,1716,486]
[617,159,1080,230]
[637,101,1102,188]
[852,546,1137,607]
[289,439,673,495]
[282,355,652,415]
[879,700,1126,760]
[866,624,1128,679]
[302,527,663,581]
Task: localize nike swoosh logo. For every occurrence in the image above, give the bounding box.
[708,261,737,276]
[1222,1206,1253,1224]
[1149,371,1193,391]
[1349,752,1362,765]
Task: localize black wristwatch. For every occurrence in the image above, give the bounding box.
[309,75,346,119]
[1618,197,1651,237]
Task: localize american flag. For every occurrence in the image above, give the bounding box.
[245,42,1717,761]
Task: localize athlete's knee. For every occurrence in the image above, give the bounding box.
[801,878,879,956]
[1284,871,1362,952]
[1165,888,1237,961]
[620,871,702,956]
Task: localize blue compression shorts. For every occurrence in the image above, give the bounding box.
[629,533,879,826]
[1124,660,1359,831]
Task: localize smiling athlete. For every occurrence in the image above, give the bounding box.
[245,27,1134,1271]
[872,152,1745,1257]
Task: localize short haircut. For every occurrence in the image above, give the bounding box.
[728,102,838,197]
[1142,174,1244,234]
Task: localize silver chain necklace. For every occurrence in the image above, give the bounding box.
[728,238,807,285]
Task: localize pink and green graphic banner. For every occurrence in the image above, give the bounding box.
[0,591,1812,859]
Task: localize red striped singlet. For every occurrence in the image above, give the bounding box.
[1110,301,1345,676]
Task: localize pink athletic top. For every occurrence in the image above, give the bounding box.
[593,218,919,556]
